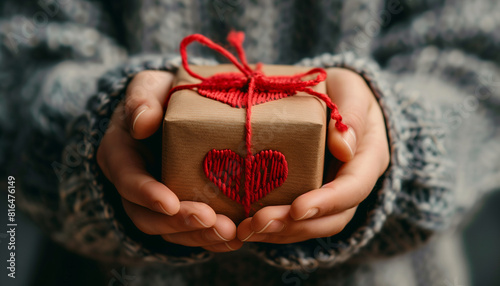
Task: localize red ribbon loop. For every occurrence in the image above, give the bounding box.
[166,31,348,133]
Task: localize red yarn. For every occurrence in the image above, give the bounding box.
[166,32,347,216]
[203,149,287,207]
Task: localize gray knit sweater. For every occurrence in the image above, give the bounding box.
[1,0,499,285]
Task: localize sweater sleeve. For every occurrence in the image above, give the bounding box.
[250,0,500,269]
[0,0,217,265]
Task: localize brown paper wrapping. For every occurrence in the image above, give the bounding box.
[162,64,327,223]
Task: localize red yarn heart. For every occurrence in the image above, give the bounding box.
[203,149,288,213]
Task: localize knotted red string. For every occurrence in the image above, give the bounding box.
[166,31,347,216]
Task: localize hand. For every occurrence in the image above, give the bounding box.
[97,70,243,252]
[237,68,390,243]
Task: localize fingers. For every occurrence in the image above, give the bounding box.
[122,199,217,235]
[124,71,174,139]
[97,114,180,215]
[162,214,234,245]
[124,202,242,251]
[237,205,357,244]
[237,206,289,242]
[289,159,377,221]
[326,68,376,162]
[202,240,244,252]
[289,102,389,220]
[98,71,178,216]
[162,215,242,250]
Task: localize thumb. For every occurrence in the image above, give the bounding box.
[327,122,357,162]
[124,70,175,139]
[326,68,373,162]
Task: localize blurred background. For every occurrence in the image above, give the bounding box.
[1,189,499,286]
[1,0,499,285]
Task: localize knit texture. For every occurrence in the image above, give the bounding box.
[2,0,500,284]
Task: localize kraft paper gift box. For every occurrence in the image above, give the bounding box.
[162,64,328,223]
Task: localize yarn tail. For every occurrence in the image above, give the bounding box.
[243,76,256,216]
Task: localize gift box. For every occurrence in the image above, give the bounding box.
[161,32,346,223]
[163,64,327,223]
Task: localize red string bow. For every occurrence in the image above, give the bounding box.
[166,31,347,216]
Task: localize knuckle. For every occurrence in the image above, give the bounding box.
[323,198,336,215]
[132,70,155,84]
[316,221,347,238]
[332,68,364,84]
[356,183,373,206]
[126,211,156,235]
[136,223,156,235]
[253,206,275,223]
[131,71,161,91]
[328,67,357,78]
[137,180,156,204]
[125,74,157,104]
[327,224,345,237]
[341,69,363,81]
[125,87,148,110]
[342,111,365,134]
[256,205,273,216]
[161,234,172,242]
[183,201,208,214]
[309,189,335,215]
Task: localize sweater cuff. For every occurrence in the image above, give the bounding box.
[64,55,218,265]
[249,52,451,269]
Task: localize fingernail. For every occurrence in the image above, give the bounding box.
[241,231,255,242]
[203,228,229,242]
[256,220,285,233]
[342,128,356,159]
[189,215,210,228]
[243,233,267,242]
[154,201,173,216]
[132,105,149,131]
[225,242,236,251]
[295,208,319,221]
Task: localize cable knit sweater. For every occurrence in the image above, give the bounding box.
[1,0,499,285]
